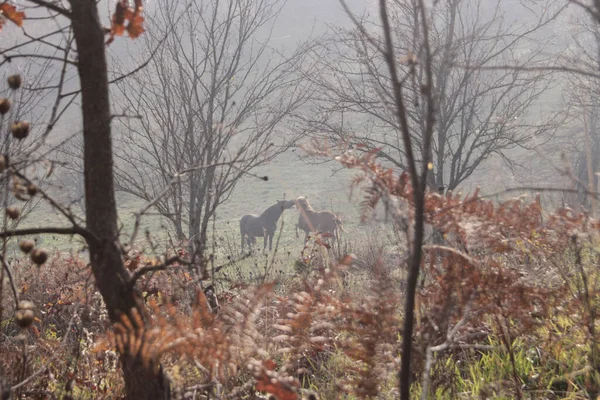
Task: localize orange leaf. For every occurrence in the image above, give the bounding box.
[29,325,40,337]
[255,372,298,400]
[126,14,144,38]
[0,2,25,27]
[338,253,355,266]
[263,359,277,370]
[112,0,127,26]
[108,0,144,42]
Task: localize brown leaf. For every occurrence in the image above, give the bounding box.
[0,2,25,28]
[126,14,144,38]
[107,0,144,43]
[255,373,298,400]
[338,254,355,266]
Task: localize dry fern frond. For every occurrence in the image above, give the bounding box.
[95,282,292,396]
[330,257,401,398]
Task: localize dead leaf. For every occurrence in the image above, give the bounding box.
[0,2,25,28]
[107,0,144,43]
[126,14,144,38]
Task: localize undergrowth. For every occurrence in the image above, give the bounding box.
[3,150,600,399]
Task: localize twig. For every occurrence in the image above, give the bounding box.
[421,299,475,400]
[11,306,81,391]
[128,255,185,289]
[172,159,251,178]
[422,244,479,267]
[110,113,142,121]
[183,253,254,288]
[59,2,194,98]
[454,63,600,80]
[11,169,87,229]
[338,0,386,55]
[25,0,71,18]
[128,177,180,247]
[0,255,18,307]
[0,54,76,68]
[0,226,92,240]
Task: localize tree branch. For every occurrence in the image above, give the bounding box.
[127,255,185,289]
[0,255,19,308]
[455,63,600,80]
[0,226,94,241]
[26,0,71,18]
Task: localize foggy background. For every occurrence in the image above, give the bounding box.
[1,0,595,251]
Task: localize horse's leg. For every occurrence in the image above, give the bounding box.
[241,230,245,252]
[269,232,273,251]
[295,224,299,239]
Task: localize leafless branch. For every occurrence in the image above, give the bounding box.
[59,1,193,99]
[456,63,600,80]
[128,255,185,289]
[0,226,93,240]
[112,0,314,248]
[0,255,19,308]
[25,0,71,18]
[420,298,476,400]
[1,53,76,68]
[11,169,85,228]
[11,307,82,391]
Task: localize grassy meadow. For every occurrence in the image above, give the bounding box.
[16,150,368,250]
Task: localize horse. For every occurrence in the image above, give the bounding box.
[239,199,296,252]
[295,197,343,243]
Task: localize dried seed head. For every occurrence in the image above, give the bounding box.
[27,184,37,196]
[15,300,35,328]
[0,98,10,115]
[19,239,35,254]
[11,121,30,140]
[31,248,48,265]
[19,300,35,311]
[6,206,20,220]
[16,309,35,328]
[7,74,22,90]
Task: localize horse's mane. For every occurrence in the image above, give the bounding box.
[259,202,279,217]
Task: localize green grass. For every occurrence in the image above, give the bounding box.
[15,152,369,256]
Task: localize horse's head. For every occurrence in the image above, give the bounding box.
[278,199,296,210]
[295,196,310,210]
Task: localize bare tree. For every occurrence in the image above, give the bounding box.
[558,10,600,212]
[1,1,172,397]
[306,0,562,191]
[112,0,314,252]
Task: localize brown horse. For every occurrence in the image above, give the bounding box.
[240,199,296,252]
[295,197,343,242]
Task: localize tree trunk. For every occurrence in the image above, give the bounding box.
[174,217,186,242]
[68,0,170,397]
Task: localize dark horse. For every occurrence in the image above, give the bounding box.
[295,197,343,243]
[240,199,296,252]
